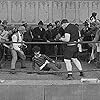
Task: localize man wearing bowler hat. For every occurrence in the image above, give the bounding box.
[31,21,46,54]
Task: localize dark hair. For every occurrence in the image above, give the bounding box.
[83,21,89,27]
[47,23,53,28]
[55,20,60,25]
[32,46,40,52]
[38,21,43,25]
[2,20,8,24]
[92,12,97,17]
[0,20,2,24]
[61,19,69,24]
[75,23,79,27]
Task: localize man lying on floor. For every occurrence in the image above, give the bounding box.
[32,46,66,79]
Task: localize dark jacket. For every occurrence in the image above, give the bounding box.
[65,24,79,42]
[31,27,46,41]
[23,25,33,42]
[44,30,54,42]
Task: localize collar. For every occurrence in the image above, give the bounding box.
[18,31,23,36]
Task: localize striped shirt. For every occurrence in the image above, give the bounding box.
[32,54,54,67]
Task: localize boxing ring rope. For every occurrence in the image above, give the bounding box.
[0,41,99,74]
[2,41,100,44]
[0,69,100,74]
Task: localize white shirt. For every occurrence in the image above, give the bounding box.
[0,30,9,41]
[60,33,70,42]
[12,31,23,51]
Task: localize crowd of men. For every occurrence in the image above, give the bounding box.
[0,12,100,79]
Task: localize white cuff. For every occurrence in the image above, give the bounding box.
[40,60,50,70]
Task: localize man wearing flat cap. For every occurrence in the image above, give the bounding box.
[31,20,46,54]
[11,26,26,71]
[59,19,84,79]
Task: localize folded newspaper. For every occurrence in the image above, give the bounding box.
[81,78,99,83]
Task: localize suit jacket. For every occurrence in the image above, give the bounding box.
[31,27,46,41]
[23,25,33,42]
[44,30,54,42]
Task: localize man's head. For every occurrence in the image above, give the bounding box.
[0,25,4,34]
[55,20,60,27]
[47,23,53,30]
[22,21,27,27]
[38,21,44,28]
[61,19,69,29]
[2,20,8,26]
[92,12,97,17]
[32,46,41,56]
[83,21,89,27]
[18,26,26,34]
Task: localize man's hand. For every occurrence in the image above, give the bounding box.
[52,61,55,63]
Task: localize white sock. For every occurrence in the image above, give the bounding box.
[71,58,82,71]
[64,59,72,74]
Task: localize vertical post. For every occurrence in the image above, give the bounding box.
[75,1,79,23]
[48,1,52,23]
[21,0,25,21]
[8,0,11,23]
[35,1,39,24]
[88,1,93,18]
[62,1,66,19]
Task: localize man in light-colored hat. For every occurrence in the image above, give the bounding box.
[11,26,26,72]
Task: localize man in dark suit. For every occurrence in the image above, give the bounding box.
[52,20,65,56]
[31,21,46,54]
[22,21,33,56]
[44,23,54,56]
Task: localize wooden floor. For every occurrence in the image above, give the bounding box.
[0,61,100,100]
[0,60,100,80]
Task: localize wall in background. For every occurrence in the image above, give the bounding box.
[0,0,100,24]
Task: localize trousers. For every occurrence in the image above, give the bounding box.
[11,49,26,69]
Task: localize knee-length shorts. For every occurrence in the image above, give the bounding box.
[63,45,78,59]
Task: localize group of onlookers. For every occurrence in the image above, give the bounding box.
[0,19,65,58]
[0,11,100,77]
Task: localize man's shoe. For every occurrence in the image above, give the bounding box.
[67,74,74,80]
[21,66,26,69]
